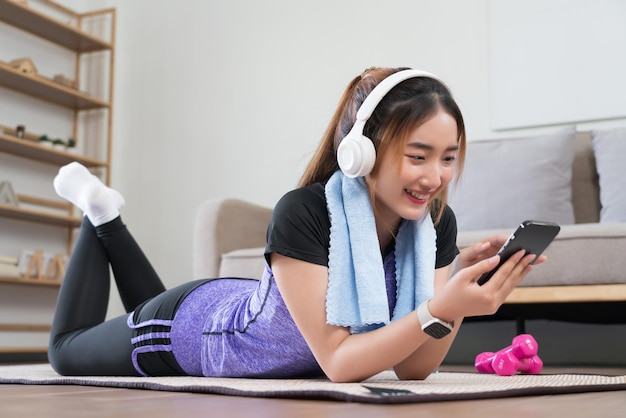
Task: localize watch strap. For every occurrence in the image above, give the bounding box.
[417,300,454,339]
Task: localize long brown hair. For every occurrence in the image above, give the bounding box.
[298,67,466,224]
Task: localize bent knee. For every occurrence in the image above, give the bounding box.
[48,335,81,376]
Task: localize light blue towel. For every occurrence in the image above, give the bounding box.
[325,170,436,334]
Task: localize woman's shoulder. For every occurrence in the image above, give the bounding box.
[270,182,331,236]
[274,182,328,217]
[266,182,331,266]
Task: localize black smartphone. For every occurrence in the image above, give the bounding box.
[477,220,560,286]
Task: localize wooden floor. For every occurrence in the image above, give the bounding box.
[2,364,626,418]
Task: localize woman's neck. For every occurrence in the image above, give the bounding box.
[376,218,401,254]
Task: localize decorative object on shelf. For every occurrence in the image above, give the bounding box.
[38,135,52,147]
[0,253,20,278]
[16,125,25,138]
[8,57,37,76]
[44,252,66,281]
[52,74,77,89]
[0,181,19,206]
[0,123,38,142]
[52,138,65,149]
[37,134,74,150]
[18,249,66,281]
[66,138,77,153]
[19,249,43,280]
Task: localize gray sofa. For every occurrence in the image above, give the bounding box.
[192,129,626,328]
[450,129,626,330]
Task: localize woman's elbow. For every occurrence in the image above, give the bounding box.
[322,360,373,383]
[395,365,437,381]
[324,367,363,383]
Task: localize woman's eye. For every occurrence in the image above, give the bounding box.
[407,155,425,161]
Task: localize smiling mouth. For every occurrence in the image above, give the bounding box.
[405,189,430,202]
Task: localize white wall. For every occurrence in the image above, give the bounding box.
[489,0,626,130]
[110,0,496,305]
[3,0,626,325]
[105,0,498,316]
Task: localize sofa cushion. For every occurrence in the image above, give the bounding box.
[448,127,577,232]
[220,247,266,279]
[456,223,626,287]
[591,127,626,223]
[570,132,600,223]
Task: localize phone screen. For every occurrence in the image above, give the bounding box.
[477,220,560,286]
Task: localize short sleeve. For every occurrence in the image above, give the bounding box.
[434,204,460,268]
[264,183,331,267]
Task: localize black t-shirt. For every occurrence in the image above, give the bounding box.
[264,182,459,268]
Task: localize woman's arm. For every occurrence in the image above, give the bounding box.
[393,265,461,380]
[272,246,538,383]
[271,253,432,383]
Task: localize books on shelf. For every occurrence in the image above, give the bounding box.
[0,264,20,277]
[0,253,20,277]
[0,254,19,265]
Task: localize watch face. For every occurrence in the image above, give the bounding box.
[424,322,452,339]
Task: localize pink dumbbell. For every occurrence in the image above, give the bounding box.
[519,355,543,374]
[491,352,543,376]
[475,334,542,376]
[475,351,497,373]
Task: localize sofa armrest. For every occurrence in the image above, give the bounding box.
[192,198,272,279]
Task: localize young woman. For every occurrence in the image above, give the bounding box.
[48,67,543,382]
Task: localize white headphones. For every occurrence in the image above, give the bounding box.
[337,69,441,178]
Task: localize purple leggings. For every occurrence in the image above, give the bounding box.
[48,217,198,376]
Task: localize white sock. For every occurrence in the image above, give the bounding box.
[53,162,125,227]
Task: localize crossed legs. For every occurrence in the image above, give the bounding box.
[48,163,166,375]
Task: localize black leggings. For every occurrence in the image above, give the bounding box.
[48,217,184,376]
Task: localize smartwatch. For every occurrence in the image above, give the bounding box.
[417,300,454,339]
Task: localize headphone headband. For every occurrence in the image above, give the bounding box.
[355,69,441,122]
[337,69,442,178]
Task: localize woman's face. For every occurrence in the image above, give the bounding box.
[370,109,459,228]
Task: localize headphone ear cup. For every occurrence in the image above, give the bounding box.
[337,134,376,178]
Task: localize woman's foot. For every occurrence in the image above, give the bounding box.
[53,162,125,226]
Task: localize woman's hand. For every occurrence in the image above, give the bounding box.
[453,235,508,274]
[429,247,545,322]
[454,234,547,274]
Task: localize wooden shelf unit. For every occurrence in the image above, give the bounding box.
[0,1,116,355]
[0,0,115,239]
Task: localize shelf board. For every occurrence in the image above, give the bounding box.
[0,133,108,167]
[0,0,112,52]
[0,324,51,332]
[0,63,110,110]
[0,275,60,288]
[0,347,48,354]
[0,202,81,228]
